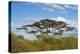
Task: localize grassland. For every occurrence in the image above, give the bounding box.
[9,33,78,53]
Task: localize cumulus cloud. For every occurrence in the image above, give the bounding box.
[51,17,77,28]
[52,17,67,22]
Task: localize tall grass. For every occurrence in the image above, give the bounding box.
[10,33,78,53]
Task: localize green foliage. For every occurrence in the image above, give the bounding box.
[10,33,78,53]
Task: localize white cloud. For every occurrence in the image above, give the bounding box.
[64,5,71,8]
[42,4,77,13]
[11,22,19,27]
[51,17,77,28]
[51,17,68,22]
[51,4,65,10]
[44,3,52,6]
[64,5,77,10]
[54,17,67,22]
[42,7,55,12]
[43,4,65,11]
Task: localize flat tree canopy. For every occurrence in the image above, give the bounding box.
[16,19,75,37]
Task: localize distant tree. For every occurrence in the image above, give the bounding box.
[16,19,75,38]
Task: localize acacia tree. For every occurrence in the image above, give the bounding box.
[16,19,75,38]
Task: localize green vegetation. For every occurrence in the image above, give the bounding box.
[10,33,78,53]
[13,19,78,53]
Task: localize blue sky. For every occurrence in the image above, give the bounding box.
[10,1,78,40]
